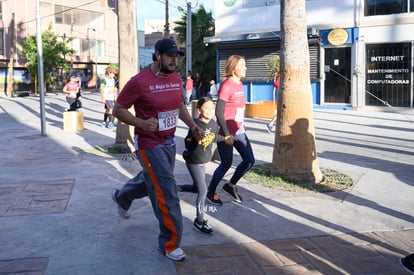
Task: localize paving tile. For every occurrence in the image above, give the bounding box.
[341,242,381,258]
[0,179,74,217]
[242,242,284,267]
[226,255,262,274]
[263,264,322,275]
[195,243,246,258]
[198,257,231,273]
[264,238,317,251]
[274,250,308,266]
[333,232,374,246]
[341,254,399,274]
[0,204,9,216]
[0,257,48,274]
[5,141,81,166]
[370,243,407,263]
[309,236,353,259]
[175,247,203,274]
[395,229,414,241]
[177,230,414,275]
[372,230,414,253]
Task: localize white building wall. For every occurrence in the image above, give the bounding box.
[215,0,356,35]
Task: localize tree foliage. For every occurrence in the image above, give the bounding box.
[174,5,216,92]
[20,24,74,85]
[267,55,280,81]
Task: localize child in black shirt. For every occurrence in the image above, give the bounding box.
[180,97,224,234]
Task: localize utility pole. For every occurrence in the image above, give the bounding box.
[186,1,192,74]
[6,13,15,98]
[164,0,169,37]
[36,0,46,136]
[94,30,98,90]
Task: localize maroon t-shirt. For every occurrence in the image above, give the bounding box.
[116,69,183,149]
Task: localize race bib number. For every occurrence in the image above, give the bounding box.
[158,109,179,131]
[235,107,245,123]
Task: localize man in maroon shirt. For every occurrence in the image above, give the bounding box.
[111,38,203,262]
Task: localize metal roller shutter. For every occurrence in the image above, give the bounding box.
[217,38,320,82]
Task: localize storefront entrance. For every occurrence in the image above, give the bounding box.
[324,47,351,104]
[365,43,412,107]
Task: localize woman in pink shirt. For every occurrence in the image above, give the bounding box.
[63,75,80,111]
[206,55,255,205]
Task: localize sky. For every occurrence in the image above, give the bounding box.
[136,0,215,30]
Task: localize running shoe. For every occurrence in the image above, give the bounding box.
[111,188,130,219]
[106,122,116,129]
[223,183,243,203]
[193,219,213,234]
[400,253,414,274]
[164,247,186,261]
[206,192,223,206]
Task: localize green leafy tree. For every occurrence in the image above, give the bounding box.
[174,4,215,94]
[20,24,74,93]
[267,55,280,81]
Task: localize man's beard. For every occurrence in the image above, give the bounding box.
[159,62,176,74]
[160,67,175,74]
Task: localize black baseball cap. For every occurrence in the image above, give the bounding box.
[155,38,184,56]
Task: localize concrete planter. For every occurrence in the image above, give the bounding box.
[245,101,277,118]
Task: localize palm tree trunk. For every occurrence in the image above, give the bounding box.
[113,0,138,153]
[272,0,323,184]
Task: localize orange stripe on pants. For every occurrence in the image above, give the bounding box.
[139,149,179,253]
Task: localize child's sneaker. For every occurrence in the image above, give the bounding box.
[206,192,223,206]
[193,219,213,234]
[265,124,273,133]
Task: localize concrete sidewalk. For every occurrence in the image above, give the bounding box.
[0,91,413,274]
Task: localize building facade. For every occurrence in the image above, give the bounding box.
[205,0,414,110]
[0,0,118,93]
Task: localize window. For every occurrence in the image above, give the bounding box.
[55,5,103,27]
[80,38,103,57]
[55,5,64,24]
[0,28,4,55]
[365,0,410,16]
[81,38,90,55]
[40,2,52,23]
